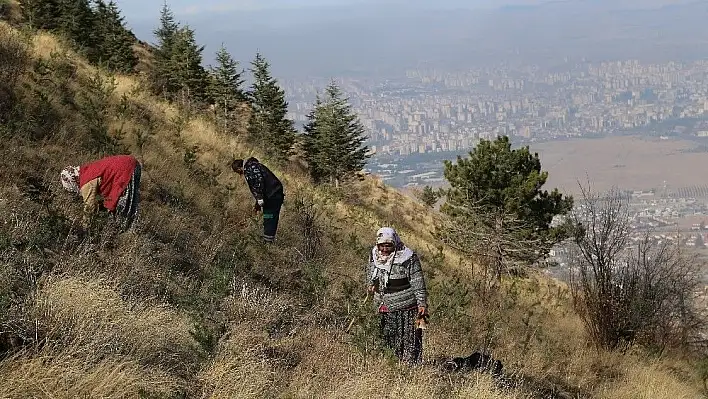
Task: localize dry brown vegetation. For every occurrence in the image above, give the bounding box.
[530,136,708,196]
[0,22,707,398]
[0,1,21,24]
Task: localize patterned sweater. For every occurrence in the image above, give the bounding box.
[367,246,428,312]
[243,157,284,203]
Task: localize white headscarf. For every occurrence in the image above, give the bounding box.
[371,227,406,290]
[60,166,80,194]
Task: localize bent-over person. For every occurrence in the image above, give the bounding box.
[60,154,142,230]
[232,157,285,243]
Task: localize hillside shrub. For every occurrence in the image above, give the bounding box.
[570,185,707,351]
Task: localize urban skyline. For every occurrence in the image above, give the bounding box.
[281,58,708,188]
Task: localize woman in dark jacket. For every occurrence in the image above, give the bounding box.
[367,227,428,364]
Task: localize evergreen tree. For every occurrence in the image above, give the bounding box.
[21,0,136,71]
[438,135,574,282]
[92,0,137,72]
[247,52,296,161]
[23,0,98,57]
[168,25,208,105]
[22,0,60,30]
[442,136,573,233]
[302,81,370,187]
[302,97,325,181]
[151,1,180,96]
[208,44,245,132]
[56,0,95,50]
[418,185,439,208]
[153,1,178,57]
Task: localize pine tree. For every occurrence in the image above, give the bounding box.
[151,1,180,96]
[22,0,61,30]
[418,185,439,208]
[208,44,245,133]
[168,25,208,106]
[302,98,325,181]
[92,0,137,72]
[247,52,296,162]
[21,0,136,70]
[302,81,370,187]
[438,135,574,283]
[442,136,573,233]
[56,0,95,50]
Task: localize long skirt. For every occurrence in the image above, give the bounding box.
[380,308,423,364]
[115,163,142,230]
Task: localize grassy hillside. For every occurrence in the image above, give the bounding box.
[0,21,706,399]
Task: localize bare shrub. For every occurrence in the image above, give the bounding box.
[0,23,27,79]
[222,279,291,327]
[569,185,706,351]
[289,193,325,264]
[285,193,332,309]
[437,203,553,293]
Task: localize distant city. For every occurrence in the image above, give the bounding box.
[283,59,708,188]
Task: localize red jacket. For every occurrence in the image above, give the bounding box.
[79,155,138,211]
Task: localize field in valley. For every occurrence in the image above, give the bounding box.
[529,135,708,196]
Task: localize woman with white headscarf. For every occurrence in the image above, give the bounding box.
[367,226,428,364]
[60,154,142,230]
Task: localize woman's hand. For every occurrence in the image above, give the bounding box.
[416,306,429,329]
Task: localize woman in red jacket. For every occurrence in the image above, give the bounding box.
[60,154,142,230]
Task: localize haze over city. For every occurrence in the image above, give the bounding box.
[118,0,707,76]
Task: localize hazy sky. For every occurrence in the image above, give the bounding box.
[118,0,538,17]
[114,0,705,78]
[115,0,695,20]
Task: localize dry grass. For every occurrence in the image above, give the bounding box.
[0,0,22,24]
[0,277,194,398]
[0,350,176,399]
[33,277,200,368]
[198,324,276,398]
[199,321,538,399]
[32,31,64,58]
[596,361,705,399]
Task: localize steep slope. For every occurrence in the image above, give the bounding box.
[0,22,705,399]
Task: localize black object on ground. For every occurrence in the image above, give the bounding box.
[442,351,503,377]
